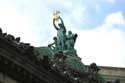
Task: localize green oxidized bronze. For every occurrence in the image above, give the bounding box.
[33,11,106,83]
[53,15,66,51]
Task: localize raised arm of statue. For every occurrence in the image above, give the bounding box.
[59,17,64,25]
[53,18,59,30]
[59,17,66,33]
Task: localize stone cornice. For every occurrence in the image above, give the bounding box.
[0,35,73,83]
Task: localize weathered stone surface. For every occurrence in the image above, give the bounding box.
[0,72,19,83]
[0,33,73,83]
[99,66,125,83]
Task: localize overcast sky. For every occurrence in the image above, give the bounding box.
[0,0,125,67]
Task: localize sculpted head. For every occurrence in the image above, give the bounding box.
[68,31,72,35]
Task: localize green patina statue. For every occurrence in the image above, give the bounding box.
[53,12,66,51]
[52,11,77,51]
[65,31,77,50]
[33,11,106,83]
[48,37,57,52]
[34,11,84,72]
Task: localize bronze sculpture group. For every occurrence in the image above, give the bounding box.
[48,11,77,52]
[46,11,106,83]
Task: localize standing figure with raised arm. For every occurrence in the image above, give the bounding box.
[53,11,66,51]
